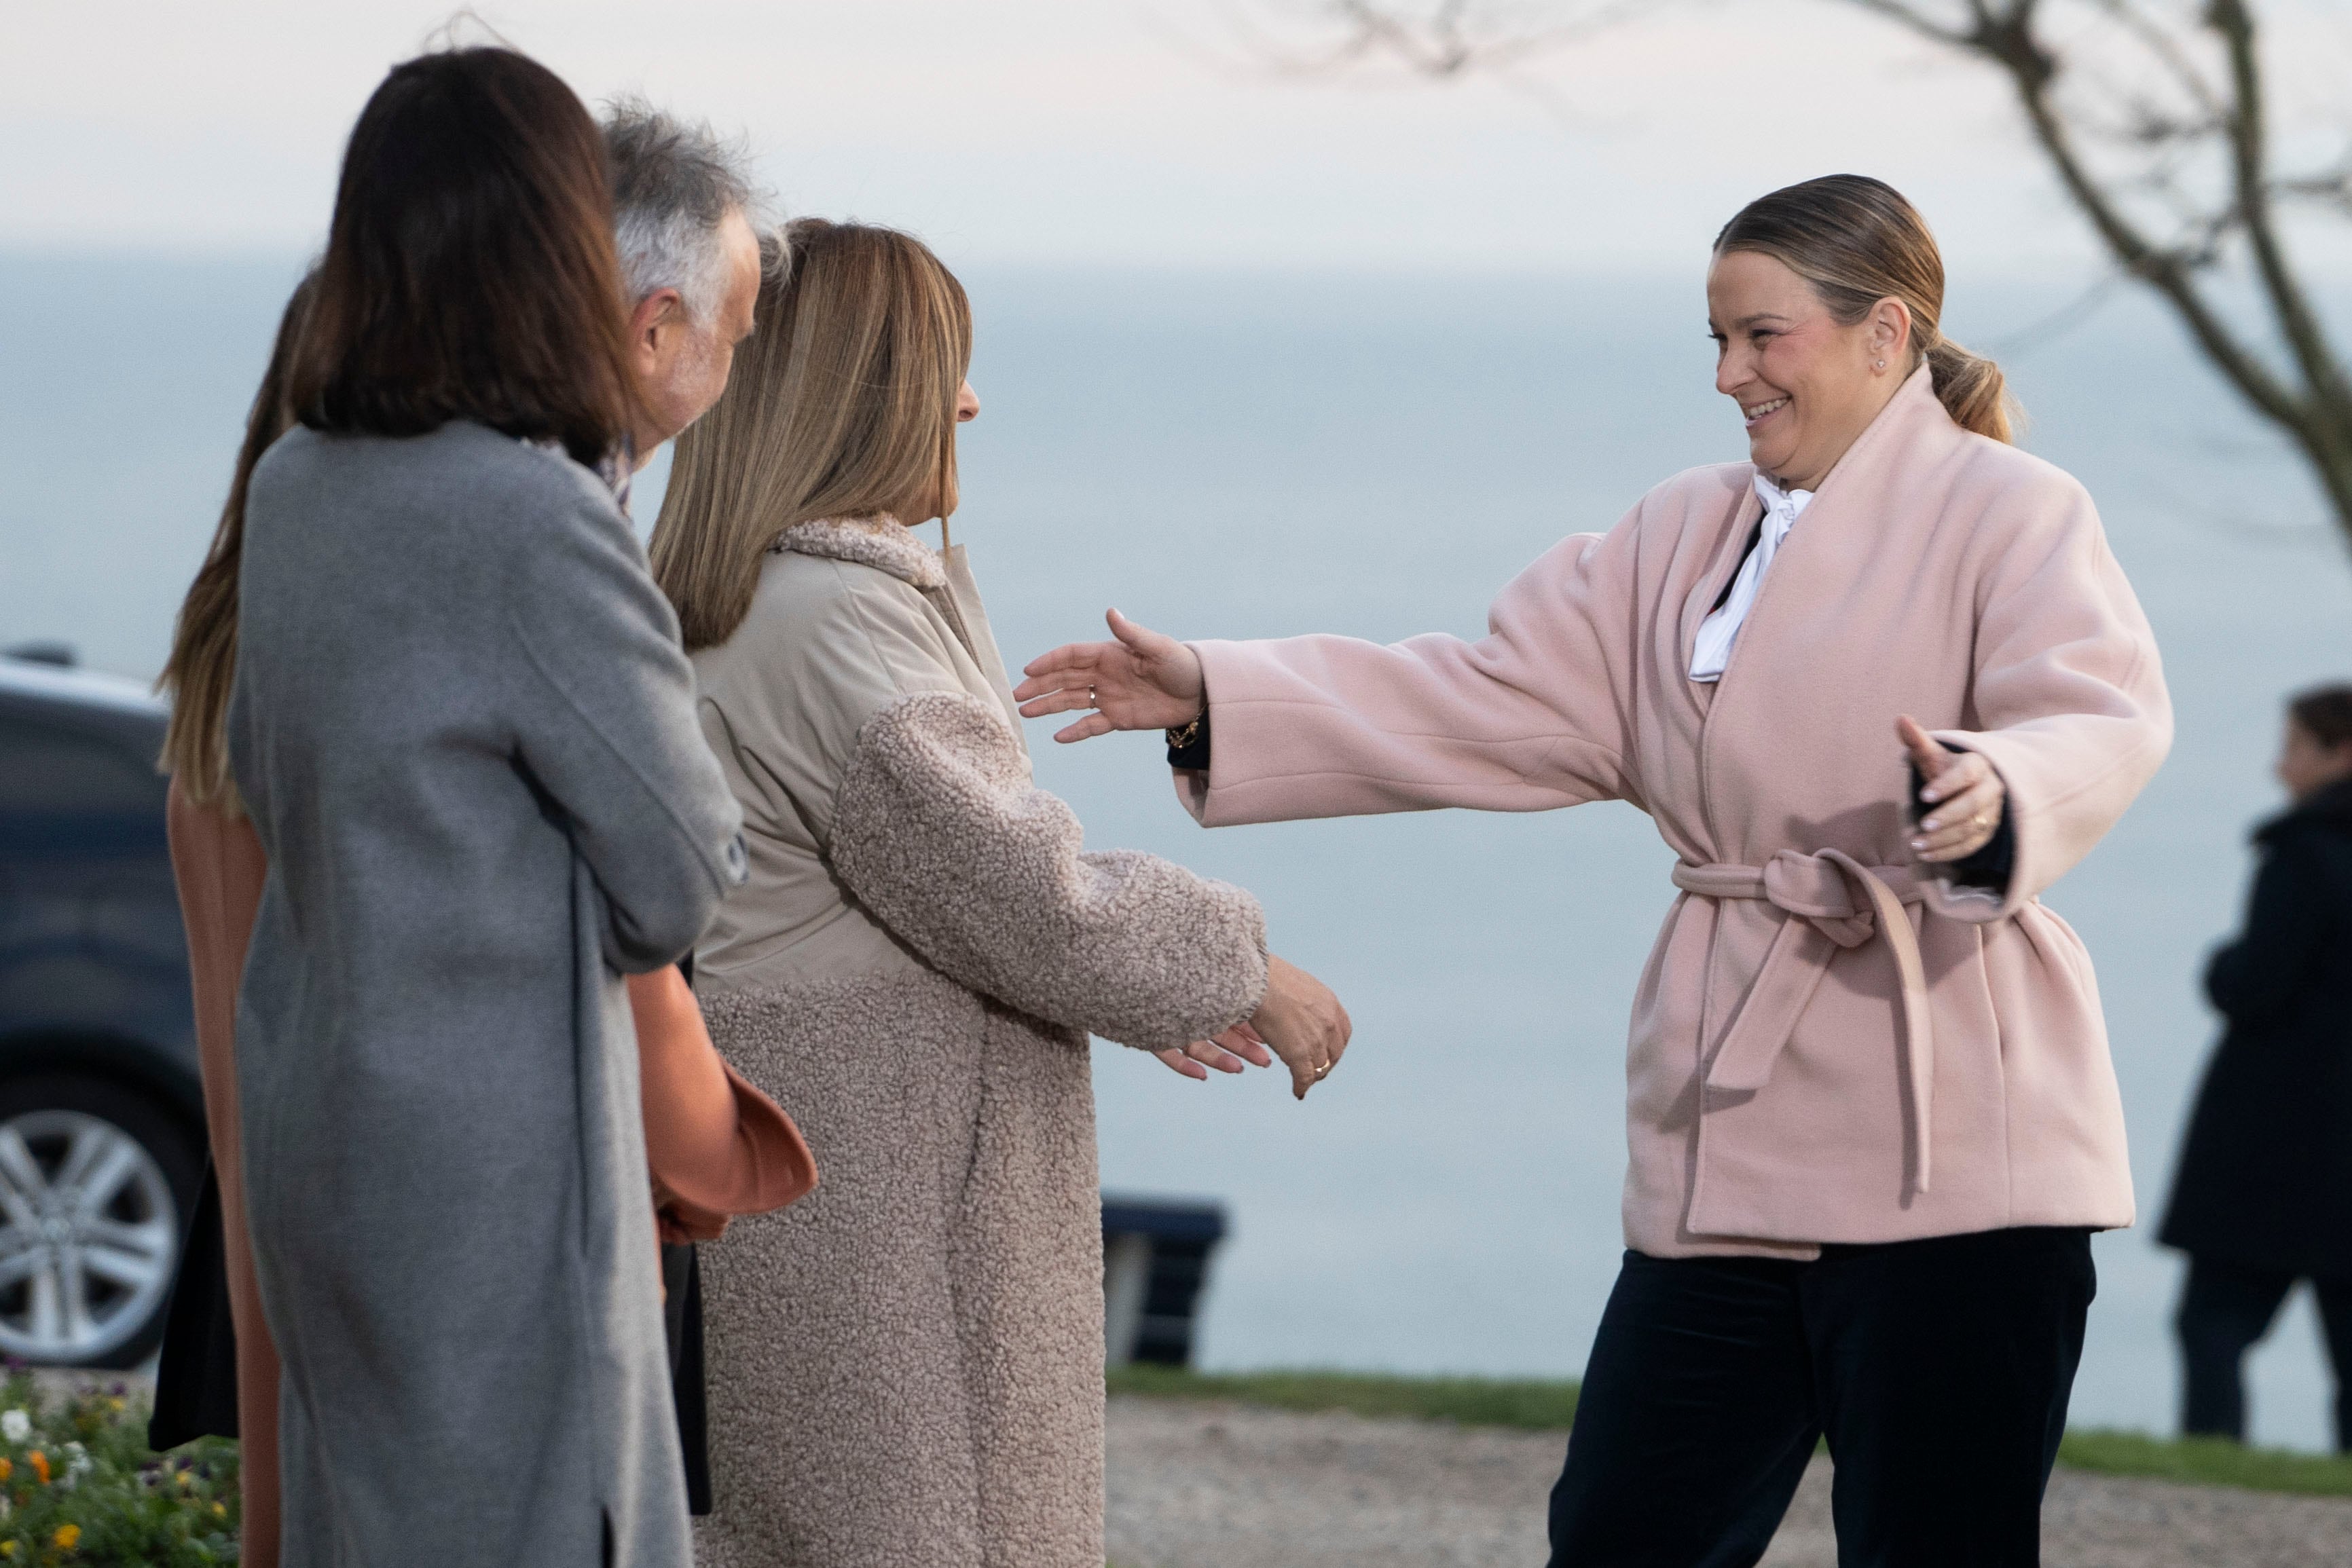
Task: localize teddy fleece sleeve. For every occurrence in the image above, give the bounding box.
[830,691,1269,1050]
[504,471,747,971]
[1177,518,1646,828]
[1919,479,2172,922]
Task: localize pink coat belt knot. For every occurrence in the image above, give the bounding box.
[1672,851,1938,1193]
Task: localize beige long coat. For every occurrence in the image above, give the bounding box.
[689,519,1268,1568]
[1181,368,2171,1257]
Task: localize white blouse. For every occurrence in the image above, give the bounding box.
[1689,473,1813,682]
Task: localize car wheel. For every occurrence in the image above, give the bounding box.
[0,1075,199,1368]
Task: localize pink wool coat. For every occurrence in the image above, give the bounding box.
[1181,367,2171,1257]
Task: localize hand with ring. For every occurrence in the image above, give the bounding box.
[1897,715,2006,863]
[1014,610,1205,742]
[1245,954,1352,1100]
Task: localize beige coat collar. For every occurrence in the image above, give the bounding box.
[775,517,946,590]
[773,516,1027,740]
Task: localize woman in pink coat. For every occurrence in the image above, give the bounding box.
[1017,175,2171,1565]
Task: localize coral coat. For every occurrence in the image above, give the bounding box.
[1181,368,2171,1256]
[164,786,279,1568]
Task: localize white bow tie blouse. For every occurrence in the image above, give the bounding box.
[1689,473,1814,682]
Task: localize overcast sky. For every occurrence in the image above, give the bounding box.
[10,1,2352,278]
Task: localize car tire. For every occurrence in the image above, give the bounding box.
[0,1073,200,1368]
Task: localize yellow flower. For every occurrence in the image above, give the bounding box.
[2,1542,17,1557]
[213,1501,227,1518]
[174,1467,192,1488]
[0,1459,13,1482]
[24,1454,45,1487]
[50,1523,77,1550]
[104,1399,123,1415]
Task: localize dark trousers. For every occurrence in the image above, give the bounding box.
[2175,1255,2352,1451]
[662,1242,712,1514]
[1547,1227,2095,1568]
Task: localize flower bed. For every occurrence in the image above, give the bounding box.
[0,1374,237,1565]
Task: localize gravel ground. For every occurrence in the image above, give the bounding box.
[1105,1396,2352,1568]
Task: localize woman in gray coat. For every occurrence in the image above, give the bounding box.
[227,49,744,1568]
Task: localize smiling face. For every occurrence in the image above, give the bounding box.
[1707,248,1913,492]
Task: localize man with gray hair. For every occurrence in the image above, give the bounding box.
[604,98,765,468]
[600,100,768,1523]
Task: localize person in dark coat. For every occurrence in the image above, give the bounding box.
[2161,683,2352,1451]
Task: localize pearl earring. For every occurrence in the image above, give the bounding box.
[1874,358,1886,369]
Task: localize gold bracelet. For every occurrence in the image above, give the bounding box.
[1164,713,1204,749]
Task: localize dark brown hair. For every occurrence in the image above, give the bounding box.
[652,220,972,651]
[289,47,638,465]
[158,274,318,812]
[1715,174,2018,444]
[2289,684,2352,750]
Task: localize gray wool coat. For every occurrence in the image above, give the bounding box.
[227,422,746,1568]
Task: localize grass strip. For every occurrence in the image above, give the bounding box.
[2055,1428,2352,1497]
[1107,1364,1579,1431]
[1110,1366,2352,1497]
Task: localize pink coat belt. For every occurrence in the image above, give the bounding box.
[1672,852,1937,1193]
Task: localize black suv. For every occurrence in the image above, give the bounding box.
[0,647,202,1367]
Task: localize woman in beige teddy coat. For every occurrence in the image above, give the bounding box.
[648,219,1350,1568]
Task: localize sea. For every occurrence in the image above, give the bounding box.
[7,253,2351,1451]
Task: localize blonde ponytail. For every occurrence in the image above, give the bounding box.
[1923,335,2016,443]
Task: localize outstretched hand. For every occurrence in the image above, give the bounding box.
[1897,715,2005,863]
[1016,610,1205,744]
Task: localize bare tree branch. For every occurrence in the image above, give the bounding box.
[2089,0,2226,123]
[1846,0,1983,51]
[2210,0,2352,413]
[1235,0,1636,77]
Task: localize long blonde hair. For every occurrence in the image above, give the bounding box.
[652,219,973,652]
[157,273,317,813]
[1714,174,2019,443]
